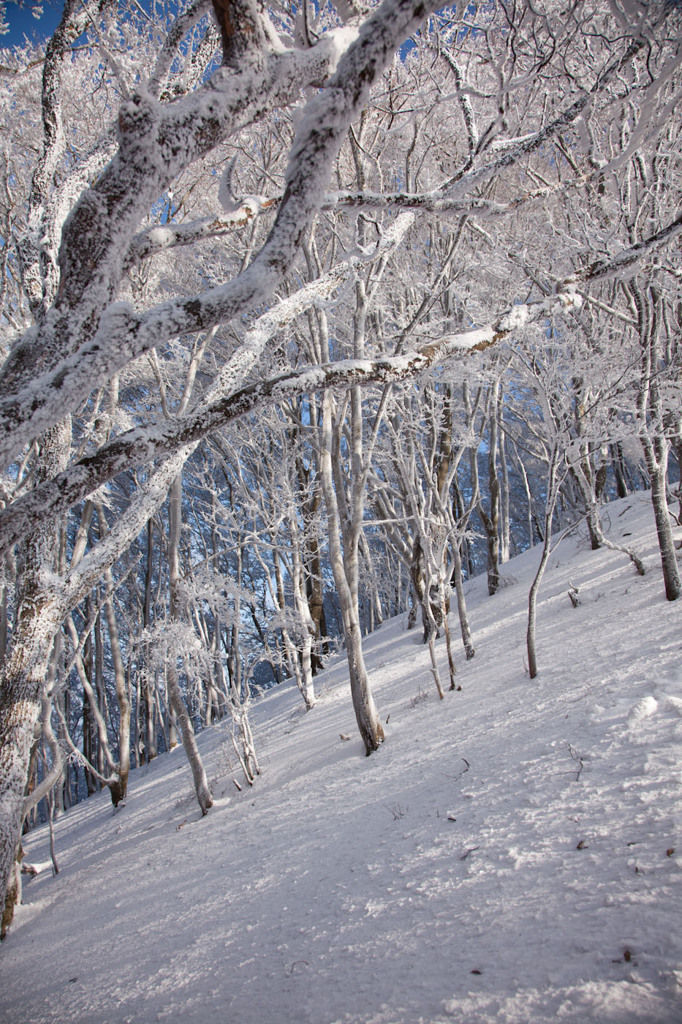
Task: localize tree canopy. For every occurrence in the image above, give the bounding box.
[0,0,680,924]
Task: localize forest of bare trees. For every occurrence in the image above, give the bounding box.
[0,0,680,933]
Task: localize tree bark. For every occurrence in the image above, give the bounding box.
[647,455,681,601]
[631,281,680,601]
[167,474,213,813]
[0,420,69,929]
[102,566,131,805]
[480,381,502,596]
[320,392,384,754]
[527,447,561,679]
[451,540,475,661]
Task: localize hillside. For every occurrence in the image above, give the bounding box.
[1,491,680,1024]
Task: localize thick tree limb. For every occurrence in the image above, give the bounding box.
[125,178,588,265]
[0,23,358,398]
[0,204,679,555]
[147,0,214,98]
[125,198,280,267]
[0,0,438,471]
[0,214,414,555]
[0,293,567,556]
[582,211,682,282]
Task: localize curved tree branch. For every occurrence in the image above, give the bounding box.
[0,0,438,470]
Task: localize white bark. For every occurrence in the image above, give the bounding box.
[319,392,384,755]
[167,474,213,815]
[0,0,443,468]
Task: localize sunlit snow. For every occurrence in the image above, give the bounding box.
[1,492,680,1024]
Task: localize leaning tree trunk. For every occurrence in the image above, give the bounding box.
[527,530,553,680]
[320,391,384,755]
[451,539,475,660]
[343,602,384,753]
[646,449,681,602]
[167,474,213,814]
[527,446,562,680]
[0,417,72,925]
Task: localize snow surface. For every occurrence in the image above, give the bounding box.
[1,491,681,1023]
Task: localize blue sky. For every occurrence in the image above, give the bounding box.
[2,1,64,48]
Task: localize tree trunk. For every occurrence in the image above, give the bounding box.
[167,474,213,814]
[632,281,680,601]
[320,391,384,754]
[0,421,69,922]
[290,524,317,709]
[452,540,475,660]
[481,381,502,595]
[527,534,552,680]
[570,462,645,575]
[611,443,629,499]
[142,516,158,763]
[297,471,328,673]
[305,531,328,673]
[340,598,385,754]
[648,456,681,601]
[527,447,561,679]
[102,566,131,806]
[166,663,212,813]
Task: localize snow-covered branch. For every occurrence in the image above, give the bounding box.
[0,0,440,471]
[440,32,650,200]
[125,198,280,266]
[582,212,682,283]
[1,193,679,552]
[324,177,595,217]
[147,0,214,98]
[0,285,585,556]
[0,23,359,394]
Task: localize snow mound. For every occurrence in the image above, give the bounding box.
[441,979,677,1024]
[661,695,682,717]
[627,695,658,724]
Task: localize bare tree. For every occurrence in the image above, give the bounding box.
[1,0,680,925]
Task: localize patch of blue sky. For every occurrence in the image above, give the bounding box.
[1,0,64,48]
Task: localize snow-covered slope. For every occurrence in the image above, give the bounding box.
[1,491,680,1024]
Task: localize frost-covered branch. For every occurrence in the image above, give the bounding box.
[0,287,584,555]
[125,198,280,266]
[62,449,190,606]
[0,0,440,471]
[1,204,677,553]
[147,0,214,98]
[0,213,416,553]
[127,174,606,266]
[324,173,600,218]
[0,24,358,397]
[440,33,649,200]
[582,211,682,283]
[20,0,117,316]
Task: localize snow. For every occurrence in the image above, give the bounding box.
[443,326,495,352]
[498,304,530,331]
[1,492,681,1023]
